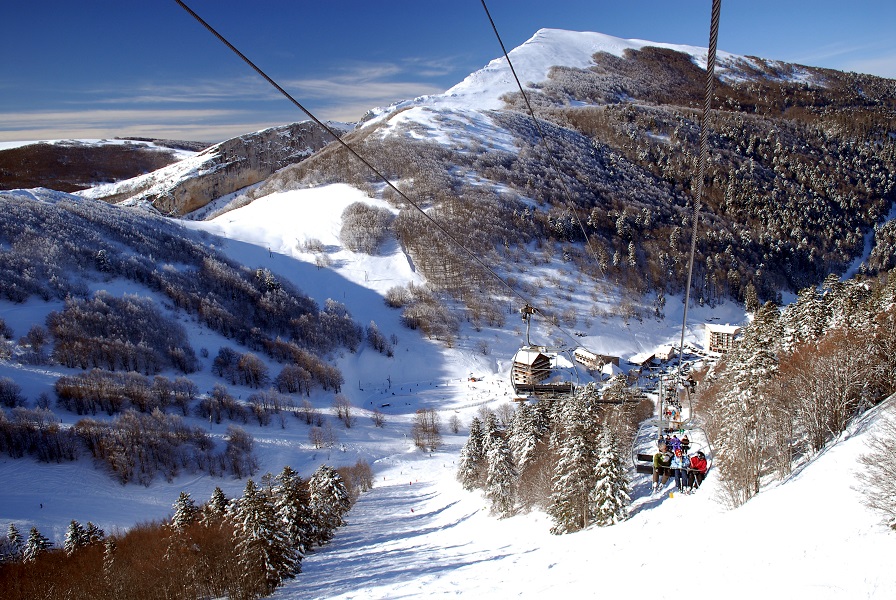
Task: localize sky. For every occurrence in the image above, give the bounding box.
[2,0,895,143]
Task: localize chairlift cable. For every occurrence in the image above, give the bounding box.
[480,0,604,274]
[676,0,722,387]
[175,0,586,350]
[174,2,532,311]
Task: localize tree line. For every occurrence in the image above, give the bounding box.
[697,270,896,508]
[458,382,651,533]
[0,460,372,599]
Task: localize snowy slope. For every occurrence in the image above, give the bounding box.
[3,183,893,600]
[280,401,896,600]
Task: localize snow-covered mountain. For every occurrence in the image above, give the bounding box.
[79,121,349,215]
[362,28,815,121]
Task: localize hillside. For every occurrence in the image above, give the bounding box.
[254,29,895,308]
[80,121,350,216]
[0,139,206,192]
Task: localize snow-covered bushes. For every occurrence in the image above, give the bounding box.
[0,407,79,463]
[0,377,25,408]
[55,369,197,417]
[48,293,198,375]
[72,410,251,485]
[857,398,896,529]
[700,273,896,507]
[340,201,393,254]
[411,408,442,452]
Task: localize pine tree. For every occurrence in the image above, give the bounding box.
[274,465,310,570]
[308,465,351,546]
[6,523,23,562]
[548,391,599,534]
[484,415,517,518]
[202,486,229,527]
[707,302,781,507]
[457,416,486,490]
[171,491,200,531]
[85,521,105,544]
[590,428,630,526]
[63,519,88,556]
[103,538,120,596]
[509,403,538,475]
[232,479,297,594]
[23,526,52,562]
[780,286,825,351]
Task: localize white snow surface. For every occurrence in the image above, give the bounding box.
[1,183,894,599]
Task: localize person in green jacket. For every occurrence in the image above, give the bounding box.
[652,443,672,492]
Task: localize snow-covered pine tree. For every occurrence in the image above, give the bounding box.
[484,413,517,518]
[171,491,200,531]
[103,537,122,597]
[232,479,297,594]
[706,302,781,507]
[23,526,52,562]
[780,286,826,351]
[6,523,23,561]
[308,465,351,547]
[201,486,229,527]
[509,402,538,475]
[457,416,486,490]
[85,521,105,544]
[63,519,88,556]
[590,427,630,526]
[274,465,310,569]
[510,401,551,509]
[548,390,599,534]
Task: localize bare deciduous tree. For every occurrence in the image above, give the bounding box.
[333,394,355,428]
[411,408,442,451]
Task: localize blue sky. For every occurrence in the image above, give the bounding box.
[2,0,894,143]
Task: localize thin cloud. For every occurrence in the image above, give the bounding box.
[83,77,280,105]
[842,54,896,78]
[0,119,290,144]
[0,109,255,143]
[0,109,238,129]
[790,39,896,78]
[286,78,443,102]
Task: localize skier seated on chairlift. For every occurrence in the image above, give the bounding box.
[652,444,672,492]
[671,448,689,493]
[680,435,691,453]
[688,451,708,491]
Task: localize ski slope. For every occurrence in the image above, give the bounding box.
[2,183,894,599]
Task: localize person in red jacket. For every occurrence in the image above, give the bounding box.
[689,450,708,491]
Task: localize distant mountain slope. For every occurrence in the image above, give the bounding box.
[0,139,205,192]
[80,121,351,215]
